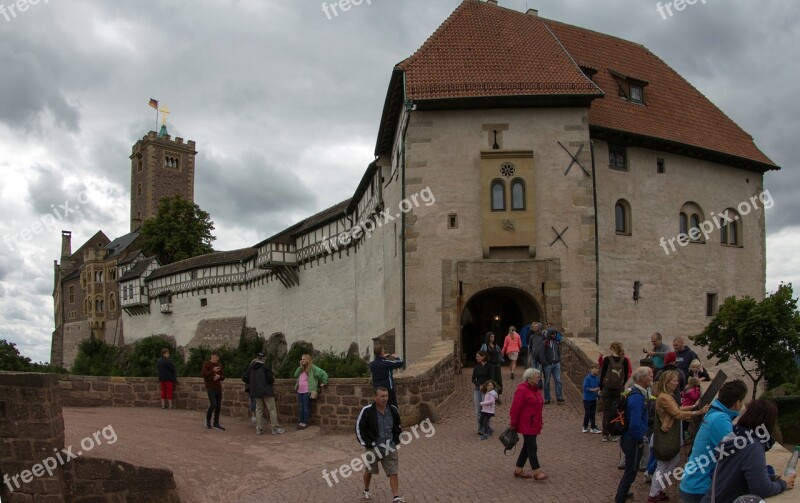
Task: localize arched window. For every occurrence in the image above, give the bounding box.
[137,183,142,197]
[511,179,525,210]
[720,208,742,246]
[491,180,505,211]
[615,199,631,235]
[679,202,705,242]
[109,294,116,312]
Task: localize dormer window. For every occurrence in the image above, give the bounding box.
[630,85,643,104]
[609,68,648,105]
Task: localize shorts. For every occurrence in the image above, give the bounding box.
[507,352,519,361]
[364,447,399,476]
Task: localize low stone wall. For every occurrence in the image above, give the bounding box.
[0,372,180,503]
[560,337,603,386]
[56,341,458,430]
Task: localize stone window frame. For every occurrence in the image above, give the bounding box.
[679,202,705,243]
[608,144,627,171]
[510,178,526,211]
[614,199,632,235]
[490,179,506,211]
[720,208,742,247]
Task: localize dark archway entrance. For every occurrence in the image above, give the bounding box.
[460,287,542,363]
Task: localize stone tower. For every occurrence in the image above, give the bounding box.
[129,127,197,231]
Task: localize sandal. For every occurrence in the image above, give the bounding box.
[534,472,549,481]
[514,470,534,479]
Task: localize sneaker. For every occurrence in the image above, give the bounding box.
[582,427,589,433]
[590,428,602,434]
[602,435,610,442]
[392,497,406,503]
[610,436,620,442]
[363,490,371,501]
[213,424,226,431]
[256,428,263,435]
[251,416,257,424]
[271,427,285,435]
[205,420,211,429]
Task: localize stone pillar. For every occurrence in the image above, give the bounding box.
[0,373,67,502]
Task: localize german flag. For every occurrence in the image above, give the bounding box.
[148,98,158,109]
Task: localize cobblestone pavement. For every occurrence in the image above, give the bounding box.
[64,370,678,503]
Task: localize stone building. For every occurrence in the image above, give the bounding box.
[54,0,777,368]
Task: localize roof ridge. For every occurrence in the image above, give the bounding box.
[541,20,605,97]
[542,17,648,50]
[398,0,474,71]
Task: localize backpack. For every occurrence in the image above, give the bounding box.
[604,356,625,390]
[607,388,643,437]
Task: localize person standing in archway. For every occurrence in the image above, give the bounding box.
[481,331,504,395]
[501,326,522,380]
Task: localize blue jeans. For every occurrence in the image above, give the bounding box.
[298,392,311,424]
[615,436,644,503]
[542,363,563,401]
[206,389,222,426]
[473,387,483,431]
[678,491,706,503]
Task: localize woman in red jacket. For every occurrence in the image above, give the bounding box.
[510,367,548,480]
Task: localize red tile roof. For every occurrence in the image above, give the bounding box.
[391,0,775,169]
[400,1,601,100]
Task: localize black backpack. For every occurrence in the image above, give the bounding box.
[607,388,643,436]
[604,356,626,390]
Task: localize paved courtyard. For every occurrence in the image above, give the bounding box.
[64,371,675,502]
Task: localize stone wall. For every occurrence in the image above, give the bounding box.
[0,372,180,503]
[56,341,457,431]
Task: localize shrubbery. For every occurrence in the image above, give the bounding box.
[71,338,122,376]
[275,343,368,379]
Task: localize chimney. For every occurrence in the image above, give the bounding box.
[527,8,538,16]
[61,231,72,261]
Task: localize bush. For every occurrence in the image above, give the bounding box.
[182,334,266,380]
[72,338,122,376]
[314,350,369,379]
[121,336,185,377]
[275,342,314,378]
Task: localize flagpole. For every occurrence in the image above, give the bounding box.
[155,107,159,132]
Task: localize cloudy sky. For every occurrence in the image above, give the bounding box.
[1,0,798,363]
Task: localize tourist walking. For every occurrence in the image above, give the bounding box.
[600,342,630,440]
[356,387,406,503]
[480,331,504,395]
[509,367,548,480]
[537,328,564,404]
[501,326,522,379]
[294,353,328,429]
[614,367,653,503]
[471,350,492,434]
[248,352,285,435]
[201,351,226,430]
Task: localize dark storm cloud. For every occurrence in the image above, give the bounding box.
[25,164,105,224]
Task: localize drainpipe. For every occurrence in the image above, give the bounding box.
[401,72,412,364]
[590,139,600,345]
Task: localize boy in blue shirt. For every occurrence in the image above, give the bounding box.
[582,364,601,433]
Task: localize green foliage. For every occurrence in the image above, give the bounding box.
[0,339,33,371]
[140,195,215,265]
[275,342,314,378]
[71,338,122,376]
[182,334,266,379]
[119,336,185,377]
[314,350,369,379]
[693,283,800,400]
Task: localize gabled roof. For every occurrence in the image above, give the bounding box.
[398,1,602,101]
[543,18,776,170]
[147,248,258,281]
[376,0,776,171]
[119,256,157,282]
[118,248,143,266]
[257,199,351,247]
[70,230,109,261]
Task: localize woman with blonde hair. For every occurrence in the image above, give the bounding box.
[294,353,328,429]
[648,370,709,502]
[600,342,631,441]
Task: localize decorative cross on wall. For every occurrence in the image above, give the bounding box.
[549,226,569,248]
[558,141,590,177]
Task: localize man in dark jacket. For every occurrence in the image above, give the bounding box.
[248,353,284,435]
[672,336,699,377]
[356,387,405,503]
[527,322,544,369]
[369,345,404,409]
[201,351,225,430]
[537,328,563,404]
[157,348,178,410]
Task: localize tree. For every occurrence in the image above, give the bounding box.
[692,283,800,399]
[0,339,33,371]
[140,195,215,265]
[71,338,122,376]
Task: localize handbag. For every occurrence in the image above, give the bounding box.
[498,427,519,455]
[653,412,681,461]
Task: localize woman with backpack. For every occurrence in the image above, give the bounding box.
[600,342,631,442]
[480,331,503,395]
[649,370,709,503]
